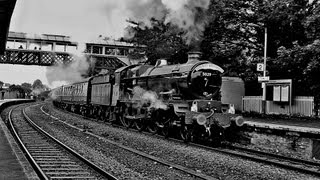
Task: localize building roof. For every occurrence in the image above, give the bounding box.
[86,38,147,48]
[0,0,17,55]
[8,31,78,46]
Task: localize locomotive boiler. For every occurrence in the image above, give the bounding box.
[52,52,244,145]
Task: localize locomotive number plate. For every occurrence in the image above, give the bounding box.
[202,72,212,77]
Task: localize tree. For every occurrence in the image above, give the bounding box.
[125,19,189,65]
[31,79,50,98]
[0,81,3,89]
[32,79,44,90]
[21,82,32,94]
[8,84,25,98]
[199,0,320,95]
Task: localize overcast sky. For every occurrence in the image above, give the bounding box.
[2,0,195,87]
[2,0,129,87]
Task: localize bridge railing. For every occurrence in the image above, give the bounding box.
[0,49,125,68]
[0,49,74,66]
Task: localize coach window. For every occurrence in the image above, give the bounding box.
[118,48,127,56]
[92,46,102,54]
[76,85,79,95]
[55,43,66,52]
[66,45,77,53]
[85,45,92,53]
[29,41,41,50]
[41,43,53,51]
[6,40,14,49]
[15,40,27,49]
[105,47,113,55]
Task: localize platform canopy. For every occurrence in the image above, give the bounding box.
[0,0,17,55]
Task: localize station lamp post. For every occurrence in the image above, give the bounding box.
[262,27,267,114]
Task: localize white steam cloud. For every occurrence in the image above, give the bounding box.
[45,53,93,87]
[132,86,167,110]
[123,0,211,44]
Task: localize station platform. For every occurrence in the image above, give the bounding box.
[0,99,38,180]
[244,116,320,135]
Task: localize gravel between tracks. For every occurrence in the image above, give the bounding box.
[26,102,320,180]
[25,103,197,180]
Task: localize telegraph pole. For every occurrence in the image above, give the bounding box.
[262,27,267,114]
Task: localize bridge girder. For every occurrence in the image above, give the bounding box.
[0,49,126,72]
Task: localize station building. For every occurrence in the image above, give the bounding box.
[84,37,147,65]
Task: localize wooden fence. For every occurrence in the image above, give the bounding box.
[242,96,314,116]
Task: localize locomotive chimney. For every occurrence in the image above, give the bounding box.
[187,51,202,63]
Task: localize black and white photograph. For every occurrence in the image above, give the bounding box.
[1,0,320,179]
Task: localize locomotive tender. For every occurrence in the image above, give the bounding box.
[52,52,244,144]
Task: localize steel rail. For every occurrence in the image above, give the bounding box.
[225,144,320,167]
[116,122,320,177]
[49,103,320,177]
[40,105,218,180]
[8,106,49,180]
[22,105,119,180]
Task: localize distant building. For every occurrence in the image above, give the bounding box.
[0,83,27,99]
[2,83,10,90]
[0,89,22,99]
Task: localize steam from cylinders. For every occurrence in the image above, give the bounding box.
[124,0,211,45]
[132,86,167,110]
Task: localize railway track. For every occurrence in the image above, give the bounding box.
[8,104,118,180]
[39,105,218,180]
[191,143,320,177]
[43,104,320,178]
[130,127,320,177]
[154,128,320,177]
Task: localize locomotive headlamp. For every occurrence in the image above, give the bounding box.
[231,116,245,127]
[191,101,198,112]
[195,114,207,125]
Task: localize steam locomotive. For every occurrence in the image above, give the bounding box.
[52,52,244,144]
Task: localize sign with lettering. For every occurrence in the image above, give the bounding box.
[257,63,264,71]
[258,76,269,82]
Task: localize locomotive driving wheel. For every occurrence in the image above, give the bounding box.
[147,110,159,134]
[155,111,170,138]
[109,107,117,124]
[134,119,145,132]
[163,120,171,138]
[180,124,191,142]
[119,105,132,128]
[97,107,103,120]
[134,108,146,131]
[80,106,86,116]
[147,121,158,134]
[102,107,110,123]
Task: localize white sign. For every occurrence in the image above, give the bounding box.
[257,63,264,71]
[258,76,270,82]
[273,86,281,101]
[281,85,289,102]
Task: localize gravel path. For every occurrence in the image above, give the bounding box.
[26,102,320,179]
